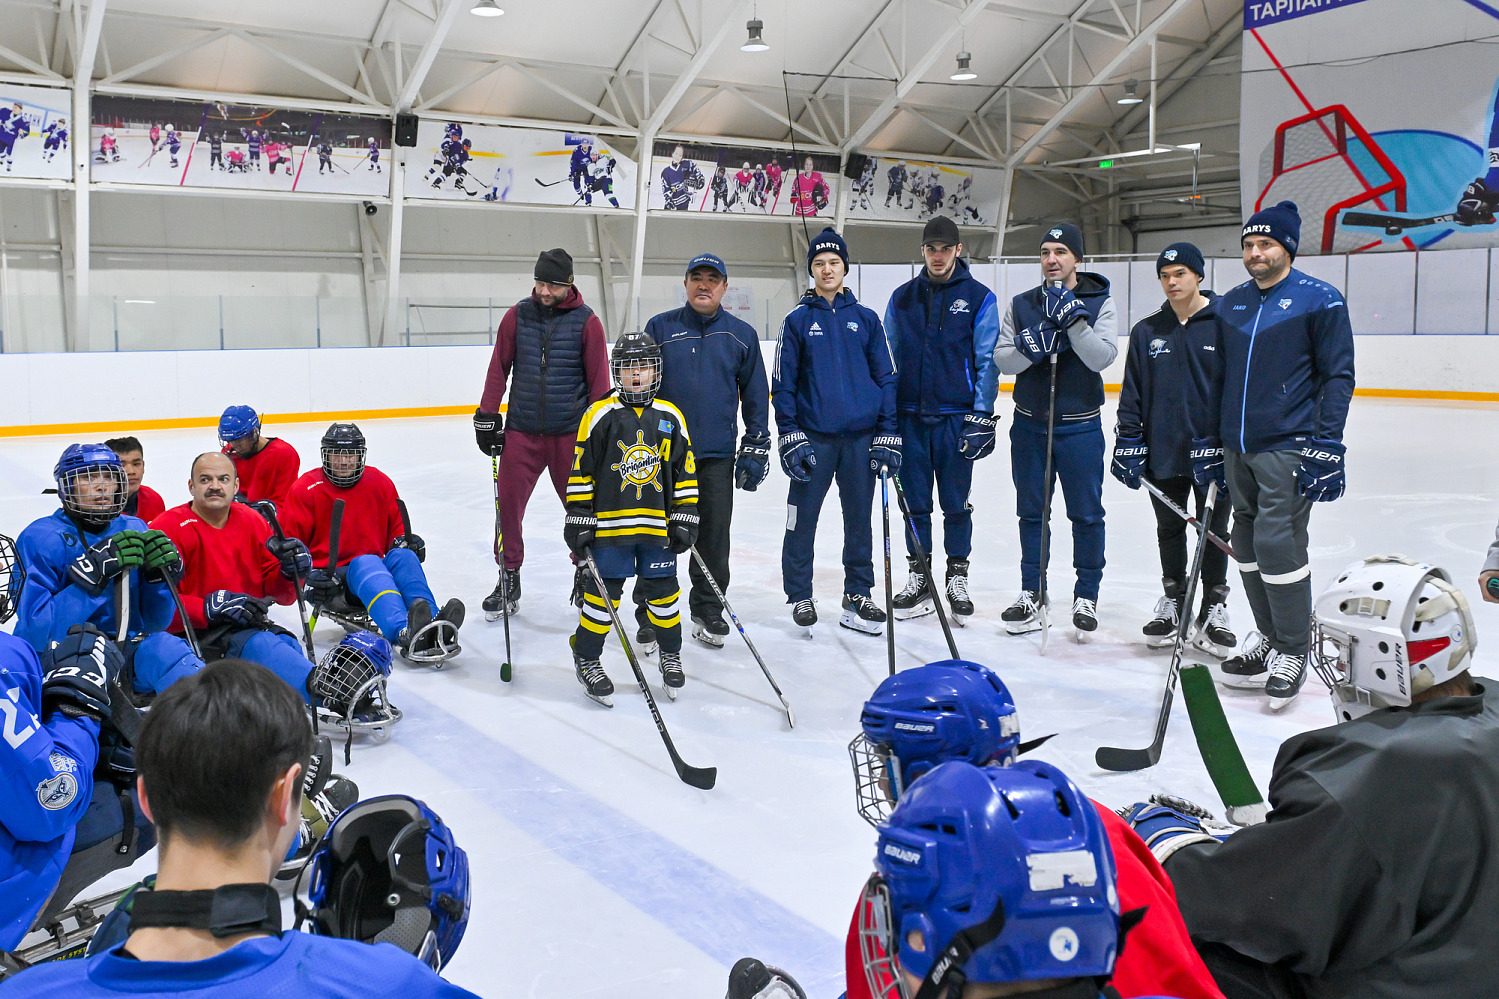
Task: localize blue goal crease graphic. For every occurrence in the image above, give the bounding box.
[394,689,846,984]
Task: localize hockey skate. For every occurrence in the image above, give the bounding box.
[1455,176,1499,226]
[791,598,817,632]
[1217,631,1273,689]
[400,598,463,666]
[1072,597,1098,640]
[839,593,886,636]
[659,651,685,699]
[278,766,359,880]
[1190,585,1236,659]
[945,557,972,626]
[635,623,658,657]
[572,637,614,707]
[1001,590,1046,635]
[482,568,519,621]
[892,556,935,620]
[691,613,729,649]
[1143,578,1184,648]
[1265,650,1306,711]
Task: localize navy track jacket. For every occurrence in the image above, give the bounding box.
[1117,292,1220,480]
[883,257,1001,417]
[645,304,770,459]
[772,287,896,438]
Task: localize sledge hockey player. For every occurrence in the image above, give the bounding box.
[316,138,332,173]
[563,332,699,706]
[569,137,592,195]
[95,130,119,164]
[846,662,1225,999]
[1123,556,1498,999]
[884,160,907,208]
[164,125,180,168]
[15,444,203,697]
[1114,242,1235,656]
[993,223,1118,638]
[710,164,735,211]
[641,252,770,650]
[0,538,156,962]
[0,659,479,997]
[40,118,66,163]
[885,216,1000,627]
[219,405,301,509]
[244,127,261,170]
[281,423,465,665]
[105,436,165,523]
[789,156,828,217]
[659,144,705,210]
[473,248,611,619]
[582,149,620,207]
[1189,202,1354,708]
[366,136,381,172]
[207,131,223,170]
[773,228,896,635]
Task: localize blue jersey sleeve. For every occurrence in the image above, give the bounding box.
[865,307,898,433]
[971,290,1001,414]
[883,300,903,375]
[1115,317,1149,434]
[1312,298,1355,441]
[15,519,112,651]
[771,314,804,436]
[737,326,771,440]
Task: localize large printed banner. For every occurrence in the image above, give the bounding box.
[91,95,391,195]
[844,155,1001,227]
[0,83,72,181]
[1242,0,1499,253]
[647,140,838,218]
[405,121,637,209]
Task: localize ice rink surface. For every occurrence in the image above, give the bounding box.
[3,396,1497,998]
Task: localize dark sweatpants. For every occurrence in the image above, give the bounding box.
[1224,449,1313,655]
[494,429,574,570]
[1010,416,1106,601]
[897,413,975,559]
[782,431,875,602]
[1147,474,1231,595]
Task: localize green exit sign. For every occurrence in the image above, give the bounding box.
[1097,158,1115,169]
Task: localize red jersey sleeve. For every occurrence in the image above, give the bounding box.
[150,506,210,632]
[239,506,296,605]
[479,306,520,413]
[263,438,301,508]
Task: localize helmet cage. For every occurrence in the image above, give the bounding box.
[848,733,906,827]
[612,354,662,405]
[0,534,24,624]
[58,462,129,528]
[311,641,401,737]
[321,443,367,488]
[859,871,1009,999]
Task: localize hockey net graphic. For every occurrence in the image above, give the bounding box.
[1256,105,1406,253]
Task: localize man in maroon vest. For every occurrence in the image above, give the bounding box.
[473,248,611,618]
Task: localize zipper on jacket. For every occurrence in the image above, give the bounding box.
[1240,297,1266,453]
[538,311,562,431]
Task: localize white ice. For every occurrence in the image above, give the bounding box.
[3,397,1497,998]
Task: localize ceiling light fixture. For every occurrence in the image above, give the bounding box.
[742,17,769,51]
[470,0,504,17]
[950,51,976,81]
[1117,79,1143,104]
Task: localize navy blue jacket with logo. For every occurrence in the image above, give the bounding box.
[1117,292,1219,480]
[1189,267,1355,453]
[994,271,1119,422]
[883,257,1001,418]
[645,304,769,459]
[772,288,896,438]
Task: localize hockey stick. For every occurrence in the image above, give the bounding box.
[534,176,568,187]
[687,545,793,727]
[109,575,144,744]
[1179,663,1268,826]
[880,471,896,677]
[1037,347,1060,655]
[582,549,716,790]
[1341,210,1457,235]
[307,499,344,635]
[252,500,317,660]
[161,573,202,660]
[890,473,961,662]
[1141,479,1235,560]
[1095,482,1219,772]
[492,456,513,683]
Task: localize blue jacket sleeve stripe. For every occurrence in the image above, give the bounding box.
[971,291,1001,414]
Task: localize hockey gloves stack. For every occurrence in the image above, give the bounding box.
[42,624,124,724]
[1296,438,1346,502]
[472,410,505,457]
[869,434,902,475]
[957,412,998,461]
[205,590,272,628]
[266,536,312,581]
[668,510,699,554]
[1190,437,1227,490]
[1111,432,1148,490]
[564,513,597,557]
[1118,795,1232,866]
[778,431,817,483]
[735,433,771,491]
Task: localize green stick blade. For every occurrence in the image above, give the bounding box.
[1180,664,1265,812]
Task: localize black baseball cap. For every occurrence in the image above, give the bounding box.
[922,215,961,247]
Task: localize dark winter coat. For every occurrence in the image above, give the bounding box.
[479,286,611,437]
[645,304,770,459]
[1116,292,1220,480]
[995,271,1119,423]
[883,257,1001,418]
[772,288,896,438]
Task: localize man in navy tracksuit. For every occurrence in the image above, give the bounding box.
[640,252,770,650]
[1113,242,1236,657]
[994,223,1118,638]
[884,215,1000,625]
[1189,201,1354,710]
[773,227,898,635]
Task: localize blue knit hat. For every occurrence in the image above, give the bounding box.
[807,227,849,274]
[1242,201,1301,259]
[1156,241,1205,279]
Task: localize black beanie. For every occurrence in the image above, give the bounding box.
[1040,222,1084,260]
[534,247,574,285]
[1156,241,1205,279]
[806,227,849,274]
[1242,201,1301,259]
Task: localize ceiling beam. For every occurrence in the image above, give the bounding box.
[395,0,465,110]
[1111,12,1240,140]
[641,0,754,134]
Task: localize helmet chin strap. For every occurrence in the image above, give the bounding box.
[128,883,282,938]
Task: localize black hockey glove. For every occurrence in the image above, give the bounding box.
[391,533,426,563]
[1013,323,1060,364]
[205,589,271,627]
[869,434,902,475]
[42,624,124,723]
[1111,432,1148,490]
[473,409,505,457]
[1190,437,1226,490]
[67,531,145,595]
[303,568,343,606]
[266,535,312,581]
[778,431,817,483]
[735,433,771,491]
[667,510,699,555]
[957,412,998,461]
[564,513,597,557]
[139,530,182,582]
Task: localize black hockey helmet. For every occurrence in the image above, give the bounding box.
[321,423,367,488]
[611,332,663,405]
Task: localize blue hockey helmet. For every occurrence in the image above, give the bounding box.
[850,660,1021,826]
[53,442,129,530]
[0,533,24,624]
[860,761,1120,999]
[310,630,402,749]
[218,404,261,444]
[305,794,469,971]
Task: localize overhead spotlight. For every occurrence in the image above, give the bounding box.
[950,51,976,81]
[1118,80,1143,105]
[470,0,504,16]
[742,18,769,51]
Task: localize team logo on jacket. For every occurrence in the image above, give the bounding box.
[846,321,859,331]
[612,431,664,499]
[37,771,78,810]
[1148,337,1170,358]
[950,299,970,313]
[808,322,823,336]
[1278,298,1292,310]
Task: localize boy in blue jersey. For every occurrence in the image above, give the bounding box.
[1188,201,1355,709]
[884,216,1000,626]
[772,227,898,636]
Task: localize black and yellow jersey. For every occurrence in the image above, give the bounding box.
[567,393,698,546]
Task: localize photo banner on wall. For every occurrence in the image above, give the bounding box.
[90,95,391,195]
[404,120,637,209]
[1242,0,1499,253]
[0,83,73,182]
[647,140,839,218]
[843,156,1001,227]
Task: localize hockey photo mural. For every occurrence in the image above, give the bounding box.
[0,84,72,182]
[1242,0,1499,253]
[842,155,1003,227]
[646,139,838,218]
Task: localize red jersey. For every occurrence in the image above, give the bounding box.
[842,799,1225,999]
[790,172,826,217]
[228,437,301,509]
[280,466,402,567]
[150,502,295,632]
[130,485,166,524]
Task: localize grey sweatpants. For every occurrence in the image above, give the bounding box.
[1224,450,1312,655]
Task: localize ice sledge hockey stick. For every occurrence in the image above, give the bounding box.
[161,572,202,660]
[688,545,793,727]
[1141,479,1235,560]
[880,472,896,677]
[583,549,716,790]
[890,472,961,661]
[491,456,513,683]
[108,575,144,744]
[1096,481,1219,772]
[1179,663,1268,826]
[307,499,344,635]
[252,500,317,661]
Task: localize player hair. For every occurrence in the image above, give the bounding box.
[1412,669,1475,704]
[104,436,143,456]
[137,659,315,849]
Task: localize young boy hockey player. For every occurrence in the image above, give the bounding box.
[563,333,699,706]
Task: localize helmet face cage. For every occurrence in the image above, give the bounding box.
[58,461,129,528]
[848,733,906,827]
[0,534,24,624]
[320,436,367,488]
[859,874,907,999]
[612,354,662,405]
[312,633,399,734]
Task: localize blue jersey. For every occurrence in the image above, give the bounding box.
[772,287,896,438]
[0,931,482,998]
[246,132,261,152]
[0,631,99,950]
[368,140,380,160]
[15,509,176,653]
[43,122,66,144]
[570,144,591,175]
[0,107,31,143]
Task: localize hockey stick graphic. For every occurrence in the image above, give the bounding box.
[688,545,792,727]
[1341,210,1458,235]
[534,176,568,187]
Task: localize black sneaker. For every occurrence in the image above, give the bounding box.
[892,556,934,620]
[839,593,886,635]
[691,613,729,649]
[1265,651,1306,710]
[1219,631,1273,689]
[792,599,817,628]
[1002,591,1044,635]
[1143,578,1183,648]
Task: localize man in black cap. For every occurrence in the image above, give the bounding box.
[1189,201,1355,709]
[993,222,1118,639]
[473,248,611,617]
[883,216,1001,625]
[638,252,770,650]
[1113,241,1236,656]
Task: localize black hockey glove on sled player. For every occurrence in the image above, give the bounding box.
[42,624,124,723]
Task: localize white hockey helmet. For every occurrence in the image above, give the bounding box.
[1311,555,1476,723]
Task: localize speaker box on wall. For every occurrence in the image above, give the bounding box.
[394,113,419,147]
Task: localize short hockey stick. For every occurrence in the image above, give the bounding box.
[1179,663,1268,826]
[161,572,202,660]
[1141,479,1235,560]
[1096,482,1220,772]
[890,472,961,661]
[109,575,144,744]
[880,471,896,677]
[583,549,716,790]
[252,500,317,660]
[492,456,513,683]
[307,499,344,634]
[687,544,793,727]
